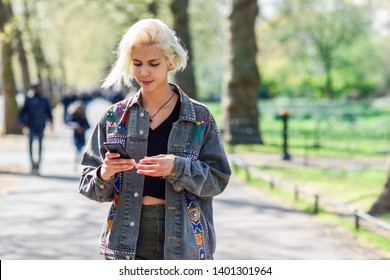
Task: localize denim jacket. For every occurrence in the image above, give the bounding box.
[79,84,231,260]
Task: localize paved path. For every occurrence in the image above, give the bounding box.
[0,104,388,260]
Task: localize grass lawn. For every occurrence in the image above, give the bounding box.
[255,164,387,212]
[233,165,390,254]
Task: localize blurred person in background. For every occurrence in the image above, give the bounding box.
[60,86,76,124]
[18,82,53,175]
[68,101,90,169]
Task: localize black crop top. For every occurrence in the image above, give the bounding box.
[143,97,181,199]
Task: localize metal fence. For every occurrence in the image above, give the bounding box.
[254,128,390,169]
[231,156,390,238]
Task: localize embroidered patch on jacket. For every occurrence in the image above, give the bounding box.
[106,109,116,127]
[185,191,207,260]
[100,136,126,249]
[106,101,129,130]
[185,115,208,161]
[185,151,198,161]
[187,115,209,147]
[117,102,129,132]
[102,173,122,238]
[106,136,126,146]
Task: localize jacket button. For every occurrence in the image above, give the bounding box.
[130,222,135,227]
[139,130,144,135]
[99,185,105,189]
[140,112,145,117]
[126,255,130,260]
[134,192,139,198]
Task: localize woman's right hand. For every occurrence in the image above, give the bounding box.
[99,152,136,181]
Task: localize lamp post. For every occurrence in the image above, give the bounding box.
[279,109,291,161]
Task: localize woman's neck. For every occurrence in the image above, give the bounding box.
[140,83,172,107]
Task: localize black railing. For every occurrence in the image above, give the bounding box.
[239,128,390,169]
[231,156,390,237]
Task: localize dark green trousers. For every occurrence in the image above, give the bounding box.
[135,204,165,260]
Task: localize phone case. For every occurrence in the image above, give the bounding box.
[103,142,131,159]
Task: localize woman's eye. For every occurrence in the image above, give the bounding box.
[133,63,142,67]
[150,63,159,67]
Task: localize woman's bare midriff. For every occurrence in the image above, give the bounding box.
[142,196,165,205]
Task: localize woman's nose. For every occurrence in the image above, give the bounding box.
[140,67,149,77]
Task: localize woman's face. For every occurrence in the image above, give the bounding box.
[131,44,171,93]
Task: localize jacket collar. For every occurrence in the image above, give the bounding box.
[127,83,197,123]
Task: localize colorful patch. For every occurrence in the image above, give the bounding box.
[106,101,130,130]
[187,116,208,147]
[185,191,207,260]
[106,109,115,127]
[101,135,127,248]
[195,234,203,246]
[185,152,198,161]
[102,158,124,240]
[118,105,129,132]
[106,220,113,232]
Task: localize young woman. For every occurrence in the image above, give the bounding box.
[79,18,231,260]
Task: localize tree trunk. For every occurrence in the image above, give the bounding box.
[14,27,30,94]
[322,51,335,99]
[148,0,158,16]
[170,0,197,99]
[23,0,55,103]
[368,153,390,216]
[0,0,21,135]
[221,0,262,144]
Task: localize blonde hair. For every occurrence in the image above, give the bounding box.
[102,19,188,89]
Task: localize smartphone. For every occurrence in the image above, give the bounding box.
[103,142,131,159]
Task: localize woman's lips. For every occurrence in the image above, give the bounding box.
[141,80,153,86]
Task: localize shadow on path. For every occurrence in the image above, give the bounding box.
[0,170,79,182]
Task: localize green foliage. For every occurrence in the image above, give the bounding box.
[208,97,390,164]
[43,0,133,89]
[189,0,226,100]
[259,0,390,99]
[9,0,229,96]
[7,0,390,100]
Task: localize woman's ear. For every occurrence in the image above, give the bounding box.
[168,55,177,71]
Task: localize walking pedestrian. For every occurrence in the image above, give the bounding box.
[18,82,53,175]
[78,18,231,260]
[60,87,76,124]
[68,101,90,168]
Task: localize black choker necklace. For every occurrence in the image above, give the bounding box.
[141,92,175,122]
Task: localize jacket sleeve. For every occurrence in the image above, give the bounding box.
[165,116,231,199]
[78,115,114,203]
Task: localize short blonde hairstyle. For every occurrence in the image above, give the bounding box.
[102,19,188,89]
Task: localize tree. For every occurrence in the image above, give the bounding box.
[221,0,262,144]
[14,26,30,94]
[368,172,390,216]
[170,0,197,99]
[0,0,20,135]
[273,0,370,98]
[188,0,226,100]
[22,0,55,103]
[367,0,390,216]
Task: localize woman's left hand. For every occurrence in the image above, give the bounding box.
[136,154,175,177]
